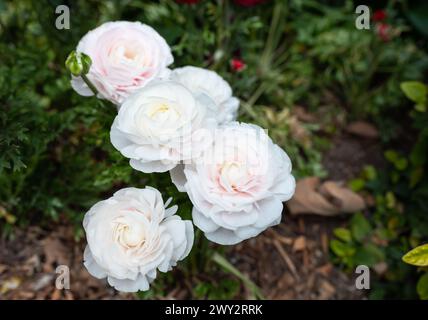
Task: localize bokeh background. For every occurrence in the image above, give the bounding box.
[1,0,428,299]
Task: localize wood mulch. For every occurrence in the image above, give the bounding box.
[0,130,378,300]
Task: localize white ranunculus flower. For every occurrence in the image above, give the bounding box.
[71,21,173,105]
[83,187,194,292]
[171,122,295,245]
[170,66,239,124]
[110,80,217,173]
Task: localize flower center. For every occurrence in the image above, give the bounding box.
[220,161,246,188]
[124,48,137,60]
[149,103,170,117]
[147,103,181,123]
[110,44,140,64]
[115,222,145,248]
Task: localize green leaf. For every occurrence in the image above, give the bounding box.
[363,165,377,181]
[333,228,352,242]
[394,158,408,171]
[402,243,428,266]
[354,244,385,267]
[410,136,428,166]
[417,273,428,300]
[193,283,210,298]
[330,239,356,257]
[384,150,398,163]
[348,178,365,192]
[208,279,240,300]
[385,192,396,209]
[415,103,426,112]
[351,213,372,242]
[406,1,428,36]
[400,81,427,104]
[212,253,264,300]
[410,167,424,188]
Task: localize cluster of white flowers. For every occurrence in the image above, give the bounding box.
[70,21,295,292]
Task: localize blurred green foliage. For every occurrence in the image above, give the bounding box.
[332,78,428,299]
[1,0,428,299]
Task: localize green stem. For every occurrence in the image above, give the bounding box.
[212,252,265,300]
[81,74,98,96]
[260,2,283,71]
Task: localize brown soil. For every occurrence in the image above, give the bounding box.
[231,215,364,299]
[0,133,379,300]
[322,133,384,181]
[0,217,363,300]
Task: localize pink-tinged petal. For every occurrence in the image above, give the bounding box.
[205,228,242,245]
[129,159,176,173]
[192,207,219,233]
[71,21,173,105]
[235,225,263,240]
[107,274,150,292]
[271,174,296,201]
[164,205,178,217]
[218,209,259,229]
[182,221,195,259]
[170,66,239,124]
[83,246,107,279]
[253,197,283,228]
[170,164,187,192]
[82,186,193,292]
[71,76,94,96]
[180,122,295,245]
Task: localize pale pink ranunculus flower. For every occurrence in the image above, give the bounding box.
[171,122,295,245]
[83,187,194,292]
[110,80,217,173]
[170,66,239,124]
[71,21,173,105]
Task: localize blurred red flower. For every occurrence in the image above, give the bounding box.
[373,10,387,22]
[376,23,391,42]
[230,58,246,72]
[234,0,267,7]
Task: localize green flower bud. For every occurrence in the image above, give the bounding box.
[65,50,92,76]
